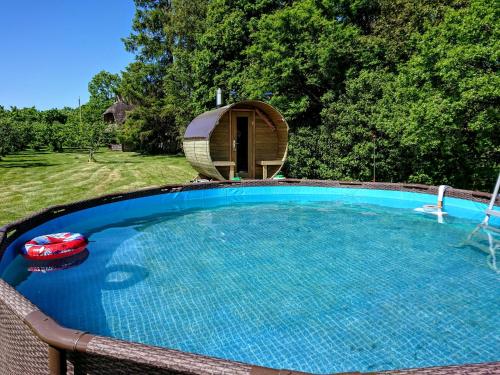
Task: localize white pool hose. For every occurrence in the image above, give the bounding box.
[437,185,450,209]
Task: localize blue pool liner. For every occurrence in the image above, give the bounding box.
[2,186,498,273]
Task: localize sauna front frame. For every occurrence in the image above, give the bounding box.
[183,100,289,180]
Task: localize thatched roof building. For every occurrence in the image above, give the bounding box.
[103,101,134,124]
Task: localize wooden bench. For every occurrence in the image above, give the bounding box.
[109,144,123,151]
[257,160,283,179]
[213,161,236,179]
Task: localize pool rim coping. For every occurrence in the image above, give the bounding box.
[0,179,498,375]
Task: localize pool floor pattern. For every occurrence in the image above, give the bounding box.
[8,201,500,373]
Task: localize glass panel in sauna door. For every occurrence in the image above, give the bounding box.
[236,117,248,174]
[231,111,254,178]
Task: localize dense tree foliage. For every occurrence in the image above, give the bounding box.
[0,106,73,158]
[88,71,121,104]
[115,0,498,190]
[0,71,116,161]
[1,0,498,189]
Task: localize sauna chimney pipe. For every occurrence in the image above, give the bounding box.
[216,88,222,108]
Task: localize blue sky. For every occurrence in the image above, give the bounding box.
[0,1,135,110]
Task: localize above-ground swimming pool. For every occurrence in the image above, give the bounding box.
[0,181,499,374]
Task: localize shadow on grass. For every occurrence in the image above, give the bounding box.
[60,148,93,154]
[1,158,52,163]
[95,160,143,164]
[0,162,59,168]
[12,150,53,155]
[130,153,186,159]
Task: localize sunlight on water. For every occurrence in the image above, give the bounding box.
[6,200,500,373]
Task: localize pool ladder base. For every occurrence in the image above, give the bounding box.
[460,173,500,272]
[461,224,499,273]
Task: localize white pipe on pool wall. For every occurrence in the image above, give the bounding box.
[437,184,450,209]
[414,185,450,223]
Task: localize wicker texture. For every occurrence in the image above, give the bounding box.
[0,282,49,375]
[381,362,500,374]
[68,351,195,375]
[78,336,252,375]
[0,279,38,318]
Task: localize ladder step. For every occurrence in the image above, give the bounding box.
[483,225,500,235]
[466,240,496,254]
[486,209,500,217]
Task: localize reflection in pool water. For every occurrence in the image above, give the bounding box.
[2,190,499,374]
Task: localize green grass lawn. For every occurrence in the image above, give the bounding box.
[0,149,197,226]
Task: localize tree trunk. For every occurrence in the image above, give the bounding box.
[88,148,96,162]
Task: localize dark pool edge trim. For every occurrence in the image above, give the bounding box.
[24,310,89,352]
[0,179,498,375]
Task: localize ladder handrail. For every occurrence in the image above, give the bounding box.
[483,172,500,224]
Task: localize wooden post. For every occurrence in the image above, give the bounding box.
[251,110,256,178]
[372,132,376,182]
[48,346,66,375]
[228,110,232,163]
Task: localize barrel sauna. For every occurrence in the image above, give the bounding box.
[183,100,289,180]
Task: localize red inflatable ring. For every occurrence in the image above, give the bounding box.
[22,233,88,261]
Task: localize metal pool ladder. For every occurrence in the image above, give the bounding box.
[483,172,500,225]
[461,172,500,272]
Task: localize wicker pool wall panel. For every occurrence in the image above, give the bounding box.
[0,280,49,375]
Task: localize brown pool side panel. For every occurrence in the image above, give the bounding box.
[0,280,50,375]
[0,180,498,375]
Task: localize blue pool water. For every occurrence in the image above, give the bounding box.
[2,187,500,373]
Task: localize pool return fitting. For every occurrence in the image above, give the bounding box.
[414,185,450,223]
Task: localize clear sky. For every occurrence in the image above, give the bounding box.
[0,1,135,110]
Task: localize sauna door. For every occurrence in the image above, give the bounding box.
[231,111,254,178]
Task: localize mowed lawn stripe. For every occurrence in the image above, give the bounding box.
[0,149,197,225]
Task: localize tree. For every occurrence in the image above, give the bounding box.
[119,0,210,153]
[375,0,499,189]
[88,71,121,105]
[190,0,292,112]
[76,100,114,162]
[0,107,39,157]
[0,118,15,159]
[243,0,362,125]
[123,0,173,66]
[80,121,108,162]
[40,109,69,152]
